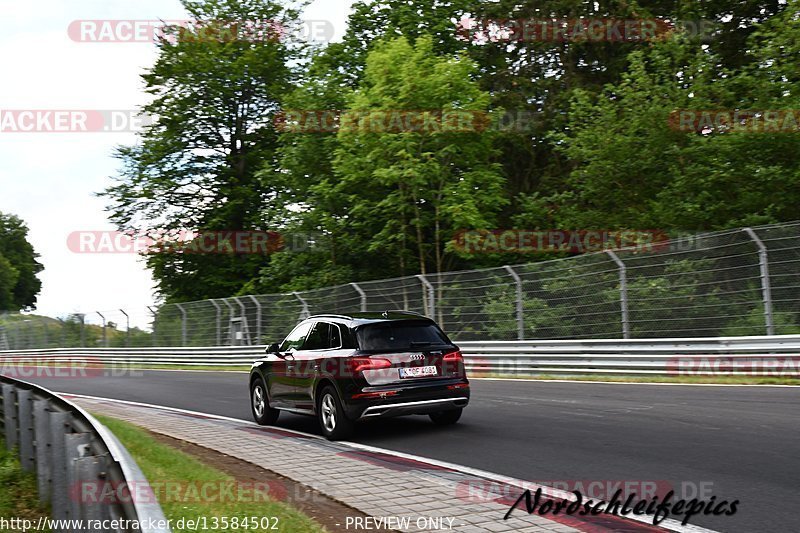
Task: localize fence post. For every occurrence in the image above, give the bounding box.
[147,307,157,346]
[175,303,188,346]
[248,295,262,345]
[743,227,775,335]
[233,297,250,345]
[293,292,310,321]
[210,300,222,345]
[96,311,107,347]
[606,250,630,339]
[222,299,237,345]
[350,283,367,312]
[416,274,435,318]
[503,266,525,340]
[41,320,49,348]
[119,309,130,347]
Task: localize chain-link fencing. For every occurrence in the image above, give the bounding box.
[1,221,798,349]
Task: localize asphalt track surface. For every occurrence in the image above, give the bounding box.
[20,370,799,532]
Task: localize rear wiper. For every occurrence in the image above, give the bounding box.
[409,341,433,347]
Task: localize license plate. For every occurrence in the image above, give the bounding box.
[399,366,438,378]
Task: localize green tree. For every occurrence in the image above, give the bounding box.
[100,0,302,302]
[0,213,43,311]
[332,36,507,276]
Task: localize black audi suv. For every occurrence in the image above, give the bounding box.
[249,311,470,439]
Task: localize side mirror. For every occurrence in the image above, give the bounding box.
[266,343,280,354]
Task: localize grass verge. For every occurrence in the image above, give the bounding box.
[94,415,325,533]
[0,440,50,532]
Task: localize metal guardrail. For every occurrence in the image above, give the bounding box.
[0,376,171,533]
[1,334,798,376]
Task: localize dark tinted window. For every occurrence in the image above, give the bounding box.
[356,321,450,351]
[303,322,330,350]
[328,323,342,348]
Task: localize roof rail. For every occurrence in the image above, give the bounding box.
[309,311,428,320]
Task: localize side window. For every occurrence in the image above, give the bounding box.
[279,322,312,352]
[328,323,342,348]
[303,322,331,350]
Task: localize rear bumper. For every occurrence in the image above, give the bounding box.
[343,379,470,420]
[359,396,469,419]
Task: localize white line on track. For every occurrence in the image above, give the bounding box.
[61,392,721,533]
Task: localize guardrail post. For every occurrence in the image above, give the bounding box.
[248,295,262,345]
[503,266,525,340]
[18,389,35,471]
[743,228,775,335]
[293,292,310,321]
[606,250,630,339]
[350,283,367,312]
[2,384,17,450]
[33,399,52,504]
[75,456,107,521]
[416,274,435,318]
[175,303,188,346]
[210,300,222,346]
[49,411,70,523]
[65,433,92,522]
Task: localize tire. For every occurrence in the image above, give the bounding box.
[317,385,354,440]
[429,408,463,425]
[251,377,279,425]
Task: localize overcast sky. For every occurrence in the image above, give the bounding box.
[0,0,354,327]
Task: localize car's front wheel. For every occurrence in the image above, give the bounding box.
[251,377,279,425]
[429,408,463,425]
[318,385,354,440]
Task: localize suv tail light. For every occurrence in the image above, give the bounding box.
[443,350,463,362]
[443,350,464,375]
[348,357,392,375]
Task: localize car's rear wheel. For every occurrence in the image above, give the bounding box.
[318,385,354,440]
[251,378,279,425]
[429,408,462,425]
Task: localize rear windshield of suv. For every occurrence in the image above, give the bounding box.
[356,320,451,351]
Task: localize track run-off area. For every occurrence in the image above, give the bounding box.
[20,370,799,533]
